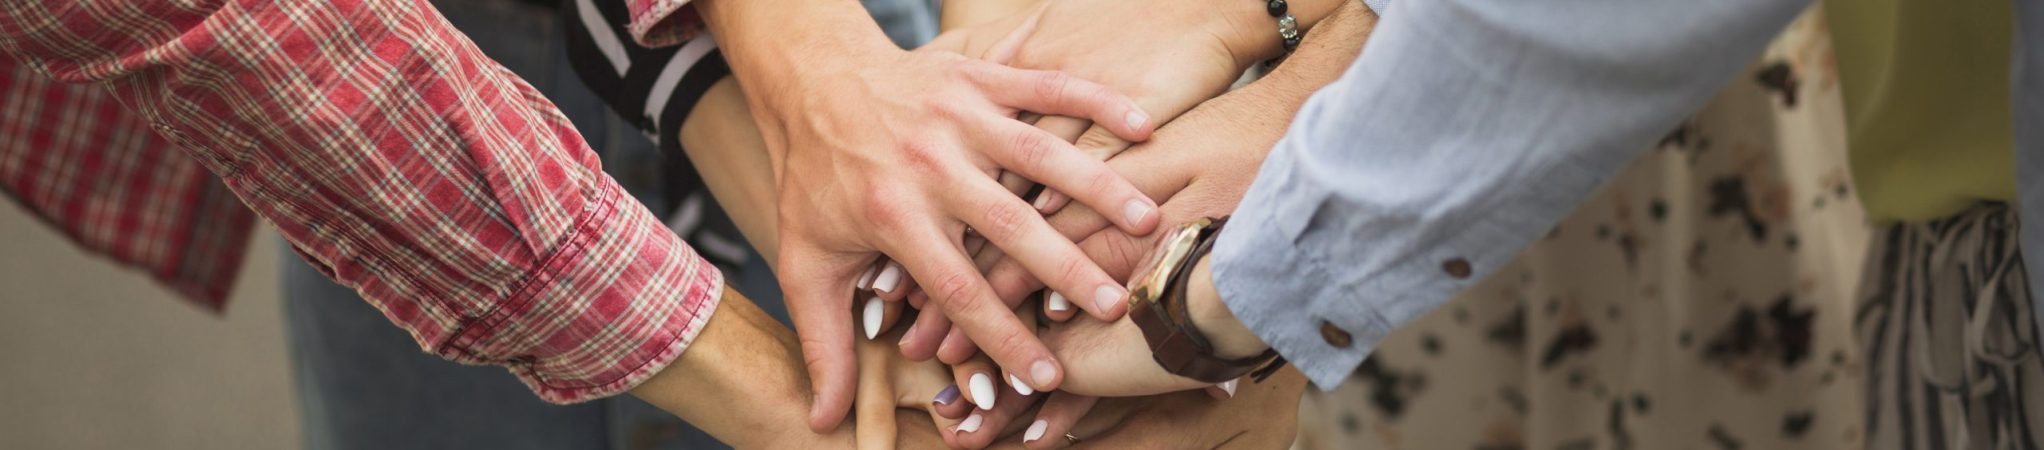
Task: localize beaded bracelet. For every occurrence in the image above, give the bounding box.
[1268,0,1301,53]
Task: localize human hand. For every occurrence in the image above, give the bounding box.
[766,36,1167,431]
[853,306,979,450]
[986,368,1310,449]
[901,0,1351,361]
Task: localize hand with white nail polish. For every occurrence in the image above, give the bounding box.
[766,31,1165,432]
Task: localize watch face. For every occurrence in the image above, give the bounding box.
[1125,218,1211,308]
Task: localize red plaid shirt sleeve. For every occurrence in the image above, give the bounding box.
[0,0,723,403]
[624,0,706,47]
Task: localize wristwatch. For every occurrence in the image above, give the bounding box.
[1125,216,1286,384]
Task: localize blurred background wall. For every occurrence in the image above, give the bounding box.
[0,200,299,449]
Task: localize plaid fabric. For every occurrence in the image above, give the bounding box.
[625,0,704,48]
[0,54,253,310]
[0,0,718,403]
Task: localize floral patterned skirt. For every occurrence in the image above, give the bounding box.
[1293,8,1875,450]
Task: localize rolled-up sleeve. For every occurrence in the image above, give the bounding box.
[623,0,706,47]
[1212,0,1810,389]
[0,0,721,403]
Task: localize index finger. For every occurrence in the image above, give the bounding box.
[887,227,1063,394]
[962,62,1154,142]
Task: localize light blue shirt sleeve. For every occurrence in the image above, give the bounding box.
[1211,0,1813,389]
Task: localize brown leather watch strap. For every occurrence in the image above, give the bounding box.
[1132,216,1285,384]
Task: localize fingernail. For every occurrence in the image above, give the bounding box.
[1032,191,1054,212]
[857,263,881,290]
[1024,419,1048,443]
[958,413,984,433]
[933,384,961,406]
[874,262,905,294]
[1093,284,1123,315]
[1030,359,1058,388]
[862,296,884,340]
[969,372,997,410]
[1008,373,1035,396]
[1122,199,1153,227]
[1218,379,1238,398]
[1125,109,1148,131]
[1046,291,1071,312]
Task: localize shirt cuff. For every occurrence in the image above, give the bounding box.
[627,0,705,48]
[1363,0,1392,15]
[1211,210,1384,390]
[439,182,725,404]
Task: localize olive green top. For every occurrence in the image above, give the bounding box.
[1826,0,2016,223]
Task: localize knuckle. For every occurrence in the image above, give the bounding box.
[858,189,910,232]
[898,139,946,175]
[1082,167,1121,199]
[988,327,1037,362]
[1034,72,1072,108]
[978,200,1031,242]
[1006,130,1052,172]
[1106,234,1149,276]
[932,270,981,308]
[1074,129,1126,157]
[1055,254,1092,290]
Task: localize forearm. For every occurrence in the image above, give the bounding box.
[692,0,895,111]
[1214,0,1351,69]
[1175,1,1378,360]
[679,77,783,261]
[632,286,842,448]
[3,0,723,403]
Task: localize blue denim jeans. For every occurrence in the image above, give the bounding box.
[281,1,935,449]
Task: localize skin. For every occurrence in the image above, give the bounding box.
[984,2,1381,398]
[901,0,1353,367]
[649,77,1311,449]
[651,1,1377,446]
[690,0,1164,430]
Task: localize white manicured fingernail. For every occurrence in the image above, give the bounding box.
[969,373,997,410]
[1094,284,1123,315]
[1024,419,1048,442]
[856,263,881,290]
[874,262,905,293]
[1032,191,1054,212]
[862,296,884,340]
[1122,200,1153,227]
[1125,109,1148,131]
[1008,373,1035,396]
[958,413,984,433]
[1047,291,1071,312]
[1218,379,1238,398]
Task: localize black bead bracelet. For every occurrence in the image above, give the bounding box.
[1268,0,1301,53]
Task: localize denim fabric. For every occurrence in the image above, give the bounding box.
[282,0,934,449]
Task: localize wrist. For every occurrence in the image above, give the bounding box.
[696,0,899,115]
[1187,255,1268,359]
[1214,0,1345,68]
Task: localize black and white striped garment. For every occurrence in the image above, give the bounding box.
[1856,202,2044,450]
[561,0,754,267]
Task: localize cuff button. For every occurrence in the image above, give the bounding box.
[1442,258,1472,279]
[1319,321,1353,348]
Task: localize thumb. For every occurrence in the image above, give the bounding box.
[780,246,863,433]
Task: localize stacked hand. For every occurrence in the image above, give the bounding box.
[734,0,1370,445]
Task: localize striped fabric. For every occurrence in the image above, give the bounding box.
[564,0,759,269]
[0,0,717,403]
[1857,202,2044,449]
